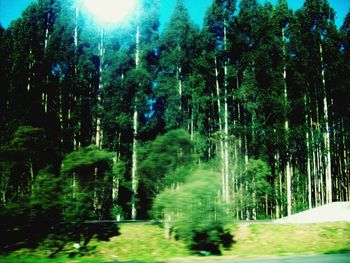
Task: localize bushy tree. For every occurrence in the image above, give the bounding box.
[138,129,193,217]
[241,159,272,219]
[61,145,114,220]
[152,167,234,254]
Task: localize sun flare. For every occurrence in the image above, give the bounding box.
[82,0,136,24]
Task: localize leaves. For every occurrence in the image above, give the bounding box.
[61,145,114,174]
[139,129,193,195]
[152,167,233,254]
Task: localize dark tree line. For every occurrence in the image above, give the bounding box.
[0,0,350,249]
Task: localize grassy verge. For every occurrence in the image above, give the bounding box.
[0,222,349,262]
[224,222,350,257]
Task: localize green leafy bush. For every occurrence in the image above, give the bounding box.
[152,168,234,254]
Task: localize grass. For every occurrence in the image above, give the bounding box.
[0,222,349,262]
[224,222,350,257]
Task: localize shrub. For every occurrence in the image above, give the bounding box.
[152,168,234,254]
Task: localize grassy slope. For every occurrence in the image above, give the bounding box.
[225,223,350,257]
[0,222,349,263]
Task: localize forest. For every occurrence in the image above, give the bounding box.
[0,0,350,253]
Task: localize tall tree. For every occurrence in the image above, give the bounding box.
[158,0,199,130]
[203,0,236,204]
[272,0,293,215]
[291,0,338,206]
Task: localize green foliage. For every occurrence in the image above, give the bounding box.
[61,146,115,221]
[30,167,62,219]
[139,129,193,193]
[61,145,114,174]
[10,126,45,152]
[158,0,200,130]
[235,159,272,218]
[244,159,272,196]
[153,168,234,254]
[0,166,63,251]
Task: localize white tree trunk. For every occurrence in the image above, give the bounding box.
[319,43,332,204]
[27,49,33,92]
[215,57,226,201]
[112,156,121,221]
[42,11,50,113]
[306,130,312,209]
[131,107,138,220]
[96,28,104,148]
[304,96,313,209]
[275,156,281,219]
[44,12,50,51]
[164,213,172,240]
[73,7,79,149]
[282,28,292,216]
[286,157,292,216]
[74,8,79,50]
[131,11,140,220]
[279,166,283,215]
[177,63,182,112]
[190,108,194,141]
[223,23,230,204]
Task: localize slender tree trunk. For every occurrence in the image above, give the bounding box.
[305,96,312,209]
[96,28,104,148]
[93,167,99,212]
[286,161,292,216]
[91,28,105,214]
[131,106,138,220]
[306,131,312,209]
[250,113,256,218]
[274,151,280,219]
[190,107,194,141]
[342,118,350,201]
[73,7,79,150]
[29,159,35,193]
[112,155,120,221]
[282,28,292,216]
[312,124,318,206]
[319,43,332,204]
[279,166,283,215]
[209,91,216,160]
[74,8,79,51]
[214,57,226,201]
[42,11,50,113]
[177,60,182,113]
[164,213,172,240]
[223,23,229,203]
[306,132,312,209]
[44,12,50,50]
[275,152,281,219]
[233,68,240,216]
[131,8,140,220]
[27,49,33,92]
[252,191,257,220]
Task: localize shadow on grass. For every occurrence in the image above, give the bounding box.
[324,246,350,255]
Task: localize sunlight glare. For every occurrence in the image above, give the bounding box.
[83,0,136,24]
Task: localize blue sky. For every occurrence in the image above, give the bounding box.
[1,0,349,29]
